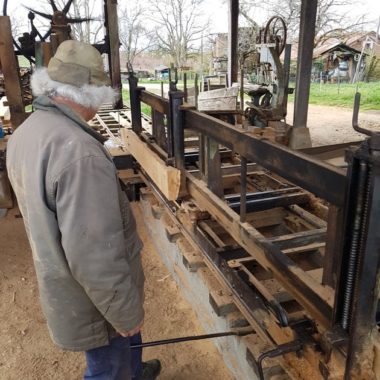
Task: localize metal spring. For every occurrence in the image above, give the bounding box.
[341,161,369,330]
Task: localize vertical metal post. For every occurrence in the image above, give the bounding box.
[240,156,247,222]
[169,89,185,169]
[282,44,292,115]
[199,133,205,178]
[195,74,199,108]
[184,73,188,102]
[240,68,244,111]
[293,0,317,128]
[205,137,224,198]
[128,73,143,135]
[104,0,123,109]
[228,0,239,87]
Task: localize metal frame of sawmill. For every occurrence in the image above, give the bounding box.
[116,1,380,378]
[0,0,123,127]
[1,0,379,378]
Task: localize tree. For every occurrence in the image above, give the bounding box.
[118,3,154,66]
[69,0,103,43]
[150,0,209,68]
[55,0,103,44]
[27,0,104,44]
[239,0,366,46]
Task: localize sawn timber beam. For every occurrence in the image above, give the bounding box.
[186,172,334,328]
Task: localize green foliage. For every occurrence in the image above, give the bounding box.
[289,82,380,111]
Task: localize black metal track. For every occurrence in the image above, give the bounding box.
[185,110,347,207]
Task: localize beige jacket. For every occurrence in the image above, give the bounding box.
[6,96,144,351]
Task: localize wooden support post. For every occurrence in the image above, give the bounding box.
[35,42,52,67]
[105,0,123,109]
[0,16,28,129]
[152,109,167,151]
[323,205,344,287]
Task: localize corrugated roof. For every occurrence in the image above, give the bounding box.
[313,42,362,58]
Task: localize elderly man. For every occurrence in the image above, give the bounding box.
[6,40,161,380]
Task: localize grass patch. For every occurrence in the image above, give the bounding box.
[122,89,152,117]
[289,82,380,111]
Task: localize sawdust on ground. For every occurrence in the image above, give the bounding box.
[0,205,233,380]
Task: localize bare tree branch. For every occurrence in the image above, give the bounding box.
[150,0,210,68]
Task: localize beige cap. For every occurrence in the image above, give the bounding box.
[47,40,110,87]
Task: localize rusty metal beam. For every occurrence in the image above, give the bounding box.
[104,0,123,109]
[228,0,239,86]
[293,0,317,128]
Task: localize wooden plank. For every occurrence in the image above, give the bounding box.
[205,137,224,197]
[323,205,344,287]
[0,17,27,128]
[105,0,122,108]
[288,204,327,229]
[282,242,325,255]
[121,128,182,201]
[186,172,334,328]
[140,90,169,114]
[267,229,327,250]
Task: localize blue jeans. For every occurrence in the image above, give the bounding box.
[84,333,143,380]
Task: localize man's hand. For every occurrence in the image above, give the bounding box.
[118,319,144,337]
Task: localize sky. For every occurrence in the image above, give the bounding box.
[205,0,380,33]
[5,0,380,36]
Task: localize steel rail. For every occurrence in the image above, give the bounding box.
[184,109,347,207]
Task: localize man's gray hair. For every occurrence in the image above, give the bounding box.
[31,68,116,109]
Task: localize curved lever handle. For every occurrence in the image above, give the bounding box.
[353,92,374,136]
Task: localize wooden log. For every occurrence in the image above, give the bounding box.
[121,128,182,201]
[105,0,122,108]
[0,17,28,128]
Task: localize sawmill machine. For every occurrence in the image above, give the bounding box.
[2,1,380,378]
[243,16,292,142]
[0,0,123,129]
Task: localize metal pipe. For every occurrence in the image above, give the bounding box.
[257,340,303,380]
[130,329,254,349]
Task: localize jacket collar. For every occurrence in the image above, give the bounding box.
[33,95,107,144]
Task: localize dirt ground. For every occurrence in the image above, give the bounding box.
[286,103,380,146]
[0,205,233,380]
[1,104,379,380]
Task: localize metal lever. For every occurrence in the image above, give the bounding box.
[353,92,374,136]
[257,340,303,380]
[130,327,254,349]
